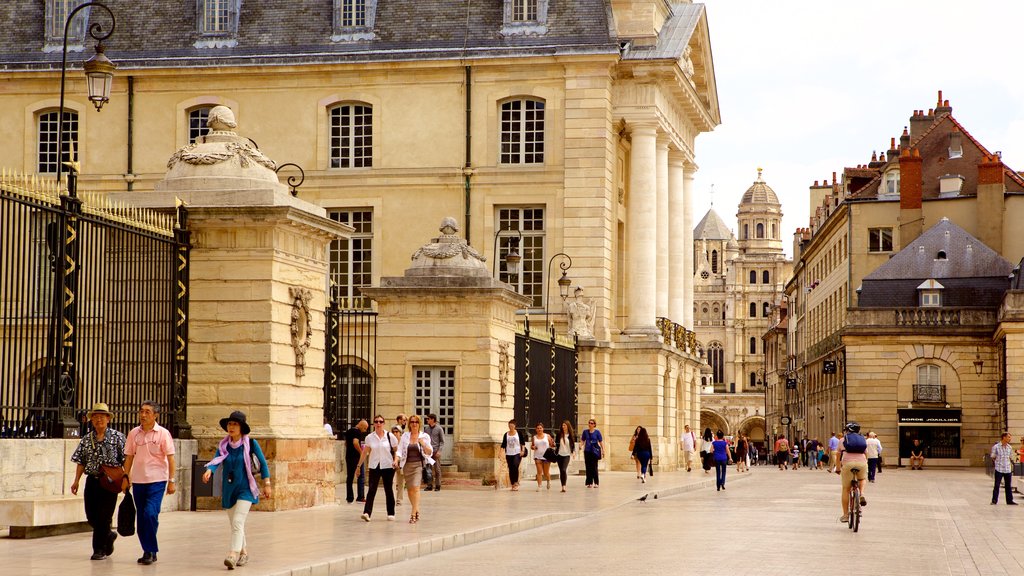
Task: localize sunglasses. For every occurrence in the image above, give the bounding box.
[374,420,385,424]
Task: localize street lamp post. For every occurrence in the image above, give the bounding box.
[544,252,573,331]
[56,1,117,196]
[492,228,523,283]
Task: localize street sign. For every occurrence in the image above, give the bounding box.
[781,416,791,425]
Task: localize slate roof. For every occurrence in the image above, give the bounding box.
[693,208,732,240]
[740,171,779,205]
[0,1,619,69]
[622,2,702,60]
[863,219,1013,281]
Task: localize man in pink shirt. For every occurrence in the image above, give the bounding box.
[124,401,176,565]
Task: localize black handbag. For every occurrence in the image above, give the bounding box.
[543,448,558,461]
[117,488,136,537]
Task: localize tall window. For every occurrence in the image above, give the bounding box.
[749,270,756,284]
[743,224,748,239]
[711,250,718,273]
[771,223,777,239]
[763,302,770,317]
[884,170,900,195]
[500,98,544,165]
[328,210,373,307]
[749,337,756,354]
[512,0,538,21]
[338,0,367,26]
[188,107,212,143]
[762,270,770,284]
[917,364,940,386]
[329,103,373,168]
[756,223,765,238]
[497,207,545,307]
[198,0,237,35]
[38,110,78,174]
[749,302,756,318]
[868,228,893,253]
[707,342,724,384]
[749,372,757,389]
[46,0,88,43]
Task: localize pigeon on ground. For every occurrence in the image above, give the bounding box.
[638,494,648,502]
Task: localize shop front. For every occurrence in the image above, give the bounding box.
[897,409,963,466]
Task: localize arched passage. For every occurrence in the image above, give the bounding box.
[700,409,729,436]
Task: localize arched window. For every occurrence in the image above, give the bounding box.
[763,270,770,284]
[749,337,756,354]
[711,250,718,273]
[750,372,757,389]
[325,364,373,429]
[756,223,765,238]
[771,223,777,239]
[38,109,78,174]
[500,97,545,164]
[749,270,757,284]
[743,224,749,239]
[763,302,770,317]
[707,342,724,384]
[749,302,756,317]
[329,102,373,168]
[187,106,212,143]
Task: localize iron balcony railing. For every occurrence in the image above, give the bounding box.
[912,384,946,403]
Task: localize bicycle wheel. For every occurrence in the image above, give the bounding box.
[852,500,860,532]
[848,485,857,529]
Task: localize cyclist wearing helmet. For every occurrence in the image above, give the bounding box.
[837,421,868,523]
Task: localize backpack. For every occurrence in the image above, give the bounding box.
[778,439,789,451]
[844,433,867,454]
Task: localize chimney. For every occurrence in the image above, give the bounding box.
[888,137,899,161]
[909,109,934,142]
[976,154,1005,253]
[899,148,924,243]
[900,126,911,150]
[868,151,884,169]
[935,90,952,115]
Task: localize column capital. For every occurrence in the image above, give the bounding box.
[624,120,659,136]
[683,159,700,174]
[668,149,688,167]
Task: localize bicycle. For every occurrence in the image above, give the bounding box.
[847,466,863,532]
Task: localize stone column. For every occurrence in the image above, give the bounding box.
[656,137,670,319]
[668,151,686,324]
[682,162,697,330]
[625,123,659,335]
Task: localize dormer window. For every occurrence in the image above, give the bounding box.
[333,0,377,42]
[918,279,944,307]
[45,0,88,50]
[502,0,549,36]
[948,131,963,159]
[195,0,240,47]
[884,169,900,196]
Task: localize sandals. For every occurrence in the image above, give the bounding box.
[409,512,419,524]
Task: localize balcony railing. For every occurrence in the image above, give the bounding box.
[912,384,946,403]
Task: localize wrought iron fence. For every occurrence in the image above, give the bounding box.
[323,297,377,432]
[912,384,945,403]
[514,317,577,431]
[1,170,189,438]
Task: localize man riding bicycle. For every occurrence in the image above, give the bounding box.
[837,421,868,523]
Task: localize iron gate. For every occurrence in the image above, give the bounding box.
[514,317,578,431]
[0,170,189,438]
[324,298,377,432]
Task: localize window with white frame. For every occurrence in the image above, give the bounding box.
[329,103,373,169]
[332,0,377,40]
[884,169,900,195]
[328,209,373,308]
[920,290,941,307]
[868,228,893,253]
[917,364,940,386]
[197,0,238,35]
[188,107,212,144]
[38,110,78,174]
[499,98,544,165]
[501,0,549,35]
[512,0,538,21]
[497,207,545,307]
[46,0,88,44]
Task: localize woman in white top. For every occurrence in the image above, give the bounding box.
[395,415,433,524]
[531,423,554,491]
[356,415,398,522]
[499,419,527,491]
[554,420,576,493]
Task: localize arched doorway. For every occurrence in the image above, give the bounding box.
[700,409,729,436]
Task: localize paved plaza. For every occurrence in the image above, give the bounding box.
[4,465,1024,575]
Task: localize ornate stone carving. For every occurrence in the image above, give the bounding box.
[410,217,486,262]
[498,341,511,402]
[165,105,277,171]
[289,287,313,376]
[566,288,596,340]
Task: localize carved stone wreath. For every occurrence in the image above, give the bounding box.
[289,287,313,376]
[166,141,277,171]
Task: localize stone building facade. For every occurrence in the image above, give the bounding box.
[0,0,722,487]
[692,170,792,447]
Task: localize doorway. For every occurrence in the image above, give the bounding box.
[413,366,455,464]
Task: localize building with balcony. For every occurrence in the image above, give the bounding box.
[693,170,792,447]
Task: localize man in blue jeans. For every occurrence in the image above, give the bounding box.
[124,401,176,565]
[991,432,1018,505]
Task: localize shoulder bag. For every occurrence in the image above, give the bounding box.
[248,439,262,476]
[99,464,127,494]
[117,488,136,536]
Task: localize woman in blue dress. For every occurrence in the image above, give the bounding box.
[202,410,271,570]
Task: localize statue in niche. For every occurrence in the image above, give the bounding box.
[566,287,596,340]
[681,45,696,87]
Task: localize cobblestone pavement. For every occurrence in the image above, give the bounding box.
[3,466,1022,575]
[354,467,1024,576]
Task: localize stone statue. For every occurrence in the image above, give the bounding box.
[207,105,238,131]
[681,45,696,87]
[566,287,596,339]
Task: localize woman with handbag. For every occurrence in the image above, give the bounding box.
[70,403,127,561]
[580,419,604,488]
[628,426,641,478]
[356,415,398,522]
[500,419,528,490]
[701,427,714,474]
[554,420,576,492]
[396,414,433,524]
[531,423,554,491]
[202,410,271,569]
[633,426,653,483]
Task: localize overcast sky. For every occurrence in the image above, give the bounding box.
[692,0,1024,256]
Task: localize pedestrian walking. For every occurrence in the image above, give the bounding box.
[344,419,368,503]
[734,434,748,473]
[633,426,653,483]
[70,403,127,561]
[554,420,576,492]
[712,430,732,490]
[701,428,714,474]
[201,410,271,570]
[680,425,697,472]
[580,419,605,488]
[628,426,641,478]
[827,432,840,472]
[500,419,528,490]
[791,442,801,470]
[394,413,407,504]
[774,434,789,470]
[124,401,176,565]
[357,415,399,521]
[865,431,882,482]
[991,432,1018,505]
[531,423,554,491]
[396,415,433,524]
[424,414,445,491]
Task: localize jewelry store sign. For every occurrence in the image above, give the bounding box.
[897,409,961,424]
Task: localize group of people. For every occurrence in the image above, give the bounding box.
[770,432,884,481]
[500,418,606,491]
[70,402,268,570]
[342,413,445,525]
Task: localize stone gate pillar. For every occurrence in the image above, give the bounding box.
[361,218,530,484]
[153,106,350,510]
